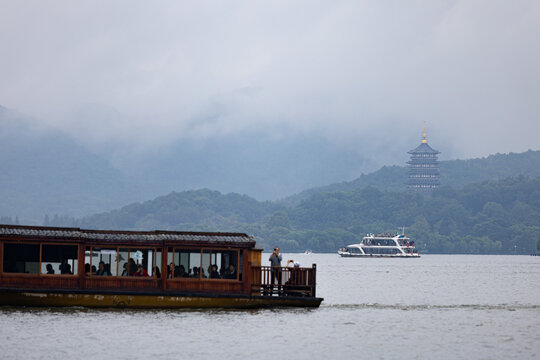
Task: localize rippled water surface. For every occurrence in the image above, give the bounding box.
[1,255,539,359]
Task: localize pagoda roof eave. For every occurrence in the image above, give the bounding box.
[408,142,440,154]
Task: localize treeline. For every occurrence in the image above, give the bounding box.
[276,176,540,254]
[45,189,280,231]
[44,176,540,255]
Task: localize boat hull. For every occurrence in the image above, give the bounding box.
[0,288,323,309]
[338,253,420,258]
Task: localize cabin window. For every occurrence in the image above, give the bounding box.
[119,249,138,276]
[85,247,161,278]
[41,244,78,275]
[166,248,239,280]
[168,248,201,278]
[3,243,78,275]
[202,249,238,280]
[120,248,159,277]
[87,247,117,276]
[3,243,40,274]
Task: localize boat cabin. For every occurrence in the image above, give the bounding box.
[0,225,321,308]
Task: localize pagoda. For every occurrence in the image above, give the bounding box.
[407,125,440,192]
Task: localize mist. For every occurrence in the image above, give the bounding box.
[2,2,539,153]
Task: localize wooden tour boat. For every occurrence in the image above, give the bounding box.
[0,224,322,309]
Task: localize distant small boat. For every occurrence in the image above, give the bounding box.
[304,249,313,255]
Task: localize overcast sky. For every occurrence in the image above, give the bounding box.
[1,1,539,161]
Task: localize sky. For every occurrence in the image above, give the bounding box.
[1,0,539,163]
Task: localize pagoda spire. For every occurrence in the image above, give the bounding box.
[422,121,427,144]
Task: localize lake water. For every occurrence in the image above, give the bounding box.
[1,254,539,359]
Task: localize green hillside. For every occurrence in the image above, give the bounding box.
[52,189,282,231]
[281,176,540,254]
[47,175,540,255]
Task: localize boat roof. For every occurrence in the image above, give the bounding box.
[363,234,409,239]
[0,224,256,248]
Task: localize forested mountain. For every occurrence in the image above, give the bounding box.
[3,104,539,254]
[48,176,540,255]
[71,189,281,230]
[283,150,540,205]
[282,176,540,254]
[2,103,539,225]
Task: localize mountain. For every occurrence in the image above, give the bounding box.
[2,104,539,227]
[49,176,540,255]
[41,149,540,254]
[282,150,540,205]
[73,189,281,231]
[0,107,137,222]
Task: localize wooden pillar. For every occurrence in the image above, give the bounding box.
[78,243,86,290]
[243,251,251,295]
[161,245,168,292]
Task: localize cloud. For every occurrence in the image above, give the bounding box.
[0,1,539,160]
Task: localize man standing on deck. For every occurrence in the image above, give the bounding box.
[269,247,282,295]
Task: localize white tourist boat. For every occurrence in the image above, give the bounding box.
[338,233,420,258]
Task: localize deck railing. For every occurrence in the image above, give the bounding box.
[250,265,317,297]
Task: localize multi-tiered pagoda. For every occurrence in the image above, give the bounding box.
[407,126,440,192]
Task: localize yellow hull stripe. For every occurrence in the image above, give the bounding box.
[0,292,322,309]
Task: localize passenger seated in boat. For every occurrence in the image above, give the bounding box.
[167,263,183,278]
[177,265,189,278]
[153,266,161,278]
[222,264,236,279]
[285,260,301,287]
[96,261,111,276]
[286,259,299,268]
[59,260,72,274]
[134,264,149,277]
[191,266,200,278]
[84,263,91,275]
[121,263,128,276]
[168,263,182,278]
[127,259,137,276]
[209,264,220,279]
[46,264,54,274]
